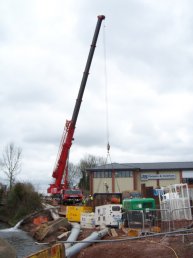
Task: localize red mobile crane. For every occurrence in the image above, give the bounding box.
[47,15,105,204]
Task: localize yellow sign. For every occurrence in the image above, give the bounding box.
[66,205,93,222]
[25,243,65,258]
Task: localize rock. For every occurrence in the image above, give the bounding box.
[0,237,17,258]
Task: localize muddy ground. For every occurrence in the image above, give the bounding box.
[75,238,193,258]
[22,222,193,258]
[73,228,193,258]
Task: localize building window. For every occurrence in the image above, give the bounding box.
[93,172,100,178]
[182,178,193,184]
[93,171,112,178]
[93,171,133,178]
[104,171,109,178]
[115,171,133,177]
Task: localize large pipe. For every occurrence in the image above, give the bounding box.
[65,228,109,258]
[65,223,81,249]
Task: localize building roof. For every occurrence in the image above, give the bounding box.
[87,161,193,172]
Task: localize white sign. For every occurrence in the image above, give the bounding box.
[141,174,176,181]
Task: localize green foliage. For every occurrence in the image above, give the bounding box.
[5,182,43,225]
[0,188,3,203]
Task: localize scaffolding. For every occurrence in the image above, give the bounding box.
[159,183,192,221]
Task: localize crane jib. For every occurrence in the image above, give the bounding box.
[48,15,105,194]
[71,15,105,125]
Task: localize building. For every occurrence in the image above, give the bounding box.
[88,161,193,197]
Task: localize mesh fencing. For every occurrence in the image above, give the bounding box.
[122,206,193,233]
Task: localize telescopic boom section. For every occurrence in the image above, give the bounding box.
[49,15,105,192]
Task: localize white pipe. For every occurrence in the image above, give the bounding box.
[65,223,81,249]
[65,228,109,258]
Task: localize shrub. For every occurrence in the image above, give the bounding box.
[6,182,43,225]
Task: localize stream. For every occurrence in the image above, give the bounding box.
[0,222,47,257]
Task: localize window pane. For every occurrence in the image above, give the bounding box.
[112,206,121,211]
[116,172,120,177]
[105,172,108,178]
[108,171,112,178]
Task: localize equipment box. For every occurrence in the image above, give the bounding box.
[122,198,156,226]
[66,206,93,222]
[95,204,122,227]
[80,212,95,228]
[122,198,155,211]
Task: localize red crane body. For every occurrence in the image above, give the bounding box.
[47,15,105,202]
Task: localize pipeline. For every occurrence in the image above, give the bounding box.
[60,227,193,245]
[65,223,81,249]
[65,227,109,258]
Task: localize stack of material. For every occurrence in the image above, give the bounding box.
[34,217,71,241]
[159,183,192,221]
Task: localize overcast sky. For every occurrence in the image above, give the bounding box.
[1,0,193,192]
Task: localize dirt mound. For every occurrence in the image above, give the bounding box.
[75,236,193,258]
[73,228,193,258]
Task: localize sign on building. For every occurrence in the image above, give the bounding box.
[141,173,176,181]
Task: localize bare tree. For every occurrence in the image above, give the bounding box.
[78,154,106,193]
[67,162,81,188]
[1,143,22,189]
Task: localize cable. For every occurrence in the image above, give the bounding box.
[103,21,110,149]
[145,239,179,258]
[95,22,113,193]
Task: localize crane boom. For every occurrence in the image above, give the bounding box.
[48,15,105,195]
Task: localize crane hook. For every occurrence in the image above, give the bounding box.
[107,142,110,153]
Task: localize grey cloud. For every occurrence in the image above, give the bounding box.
[1,0,193,192]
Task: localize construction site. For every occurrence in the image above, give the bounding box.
[20,15,193,257]
[13,182,192,258]
[1,11,193,257]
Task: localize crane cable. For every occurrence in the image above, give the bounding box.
[97,22,121,193]
[103,21,111,162]
[102,22,120,193]
[96,23,111,193]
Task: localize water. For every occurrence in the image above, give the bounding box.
[0,223,47,258]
